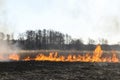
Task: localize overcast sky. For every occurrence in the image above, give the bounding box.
[1,0,120,44]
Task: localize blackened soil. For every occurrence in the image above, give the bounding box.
[0,61,120,80]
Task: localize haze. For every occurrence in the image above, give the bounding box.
[1,0,120,44]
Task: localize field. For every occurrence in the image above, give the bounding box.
[0,49,120,80]
[0,61,120,80]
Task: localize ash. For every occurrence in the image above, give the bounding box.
[0,61,120,80]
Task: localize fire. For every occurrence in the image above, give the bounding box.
[92,44,103,62]
[24,56,31,61]
[111,51,119,62]
[23,45,119,62]
[0,45,119,62]
[8,53,20,61]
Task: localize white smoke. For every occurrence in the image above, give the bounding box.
[0,0,21,61]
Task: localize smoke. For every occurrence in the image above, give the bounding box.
[0,0,21,61]
[98,16,120,35]
[0,32,21,62]
[0,40,20,54]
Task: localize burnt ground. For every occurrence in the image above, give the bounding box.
[0,61,120,80]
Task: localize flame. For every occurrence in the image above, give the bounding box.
[92,45,103,62]
[25,45,119,62]
[8,53,20,61]
[111,51,119,62]
[0,45,119,62]
[24,56,31,61]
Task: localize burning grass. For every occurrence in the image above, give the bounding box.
[0,45,119,62]
[0,45,120,80]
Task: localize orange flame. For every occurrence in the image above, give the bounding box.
[23,45,119,62]
[8,53,20,61]
[0,45,119,62]
[111,51,119,62]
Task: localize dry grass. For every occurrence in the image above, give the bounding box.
[17,50,120,59]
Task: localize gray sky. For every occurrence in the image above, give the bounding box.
[1,0,120,44]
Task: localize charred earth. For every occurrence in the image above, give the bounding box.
[0,61,120,80]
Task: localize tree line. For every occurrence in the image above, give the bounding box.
[16,29,120,50]
[0,29,120,50]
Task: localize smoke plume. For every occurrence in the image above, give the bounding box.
[0,0,21,61]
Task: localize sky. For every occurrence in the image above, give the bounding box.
[0,0,120,44]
